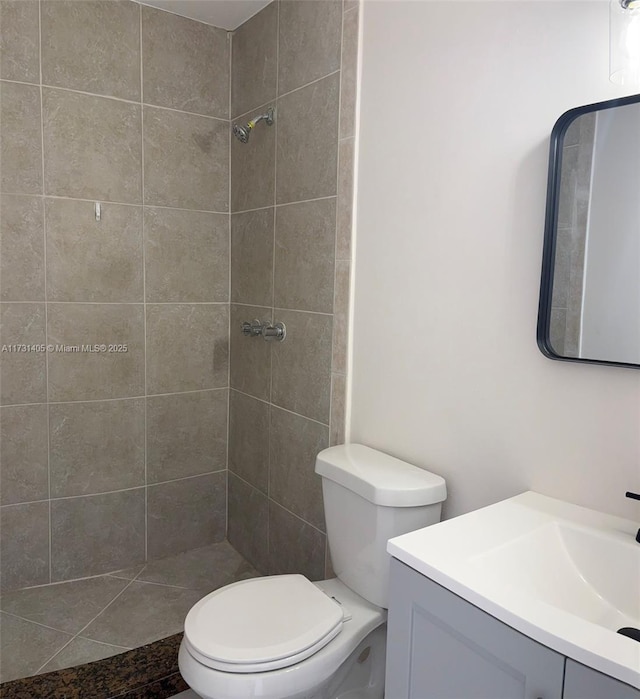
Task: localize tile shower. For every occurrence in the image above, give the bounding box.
[0,0,358,684]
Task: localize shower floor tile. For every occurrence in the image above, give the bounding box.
[126,540,259,593]
[0,612,73,684]
[80,581,203,649]
[37,636,128,674]
[0,540,260,684]
[0,575,129,634]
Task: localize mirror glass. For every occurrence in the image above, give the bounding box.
[537,95,640,369]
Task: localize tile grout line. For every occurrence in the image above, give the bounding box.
[226,26,233,540]
[140,2,148,564]
[0,77,229,123]
[2,469,227,509]
[234,194,338,216]
[43,194,227,216]
[36,0,53,586]
[0,301,230,305]
[32,572,143,675]
[0,386,228,411]
[0,610,77,635]
[231,301,333,317]
[230,68,341,121]
[329,0,348,446]
[265,0,282,559]
[230,470,326,538]
[229,386,330,428]
[0,610,128,652]
[0,189,335,216]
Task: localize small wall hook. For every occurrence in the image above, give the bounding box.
[95,202,101,222]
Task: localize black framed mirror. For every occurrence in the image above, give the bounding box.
[537,94,640,369]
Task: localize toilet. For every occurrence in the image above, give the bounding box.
[178,443,446,699]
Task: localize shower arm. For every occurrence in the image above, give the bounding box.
[249,108,275,128]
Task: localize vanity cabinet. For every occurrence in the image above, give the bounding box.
[563,660,640,699]
[386,559,640,699]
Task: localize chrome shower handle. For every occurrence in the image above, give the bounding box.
[241,319,263,337]
[261,322,286,342]
[240,319,286,342]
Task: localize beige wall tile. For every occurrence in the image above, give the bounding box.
[144,207,229,303]
[344,0,359,11]
[0,303,47,405]
[231,1,277,118]
[0,81,42,195]
[144,107,228,212]
[336,138,354,261]
[269,407,327,531]
[147,390,228,484]
[231,208,274,306]
[147,473,226,559]
[43,88,142,203]
[0,0,40,83]
[0,195,44,302]
[142,6,229,118]
[271,309,332,424]
[339,5,359,139]
[276,73,339,204]
[228,390,269,492]
[0,404,48,505]
[274,198,336,313]
[268,501,325,580]
[329,372,346,446]
[231,105,276,212]
[49,399,145,497]
[0,502,50,590]
[51,489,145,581]
[41,0,140,101]
[146,303,229,394]
[332,259,350,374]
[278,0,341,95]
[47,303,145,402]
[227,472,268,572]
[229,304,272,400]
[45,199,143,303]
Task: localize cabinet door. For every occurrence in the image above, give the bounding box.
[385,559,565,699]
[563,659,640,699]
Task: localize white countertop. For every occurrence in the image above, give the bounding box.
[387,491,640,689]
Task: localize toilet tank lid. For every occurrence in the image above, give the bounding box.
[315,444,446,507]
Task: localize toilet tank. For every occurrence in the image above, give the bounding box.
[315,444,446,609]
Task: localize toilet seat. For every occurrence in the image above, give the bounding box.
[183,574,345,673]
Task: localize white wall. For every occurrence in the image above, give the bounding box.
[350,0,640,520]
[581,106,640,364]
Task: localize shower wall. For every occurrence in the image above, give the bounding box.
[228,0,358,579]
[0,1,230,590]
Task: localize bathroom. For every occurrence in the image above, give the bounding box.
[0,0,639,697]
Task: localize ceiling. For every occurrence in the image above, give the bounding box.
[135,0,272,30]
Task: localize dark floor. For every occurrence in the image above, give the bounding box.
[0,541,259,683]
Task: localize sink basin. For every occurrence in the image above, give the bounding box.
[470,520,640,631]
[387,491,640,689]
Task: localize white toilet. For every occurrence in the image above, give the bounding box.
[178,443,446,699]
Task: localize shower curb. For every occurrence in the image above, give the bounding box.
[0,633,187,699]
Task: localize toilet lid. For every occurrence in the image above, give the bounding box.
[184,574,345,673]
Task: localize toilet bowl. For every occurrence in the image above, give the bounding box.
[179,578,386,699]
[179,444,447,699]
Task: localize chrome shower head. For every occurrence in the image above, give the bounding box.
[233,123,251,143]
[232,107,275,143]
